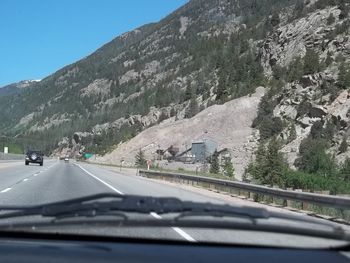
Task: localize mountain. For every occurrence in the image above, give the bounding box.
[93,87,264,180]
[0,80,40,97]
[1,0,350,181]
[0,0,274,151]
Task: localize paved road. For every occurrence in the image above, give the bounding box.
[0,160,348,248]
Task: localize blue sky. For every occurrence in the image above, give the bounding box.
[0,0,188,87]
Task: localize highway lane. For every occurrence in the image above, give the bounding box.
[0,160,193,241]
[0,159,57,198]
[0,160,348,248]
[74,163,350,247]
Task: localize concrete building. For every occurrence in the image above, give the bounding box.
[191,138,218,162]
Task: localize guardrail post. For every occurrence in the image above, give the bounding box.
[295,189,303,209]
[302,189,310,210]
[248,191,253,201]
[272,185,279,205]
[285,188,293,207]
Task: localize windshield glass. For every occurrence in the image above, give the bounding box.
[0,0,350,249]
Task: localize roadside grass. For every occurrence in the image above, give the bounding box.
[80,160,236,181]
[148,166,237,181]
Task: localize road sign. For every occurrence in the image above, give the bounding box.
[83,153,94,159]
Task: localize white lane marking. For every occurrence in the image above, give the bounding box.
[76,163,196,242]
[150,212,162,219]
[0,162,57,192]
[1,188,12,193]
[76,164,124,195]
[149,212,196,242]
[171,227,197,242]
[36,164,56,175]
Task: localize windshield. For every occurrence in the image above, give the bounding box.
[0,0,350,249]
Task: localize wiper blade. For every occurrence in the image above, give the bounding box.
[0,193,125,219]
[0,193,348,241]
[0,193,339,224]
[0,193,274,220]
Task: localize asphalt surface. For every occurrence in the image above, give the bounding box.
[0,159,348,248]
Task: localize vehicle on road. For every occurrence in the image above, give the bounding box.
[64,157,69,162]
[25,150,44,166]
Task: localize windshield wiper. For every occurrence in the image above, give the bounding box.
[0,192,269,220]
[0,193,348,241]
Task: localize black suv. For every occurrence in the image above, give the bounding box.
[25,150,44,166]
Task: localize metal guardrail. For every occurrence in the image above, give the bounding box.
[139,170,350,210]
[0,153,24,161]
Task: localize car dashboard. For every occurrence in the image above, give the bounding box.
[0,232,348,263]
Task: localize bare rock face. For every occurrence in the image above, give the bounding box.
[273,104,298,120]
[261,5,350,166]
[58,137,70,148]
[327,90,350,126]
[261,6,343,75]
[80,79,112,98]
[94,87,265,180]
[83,3,350,174]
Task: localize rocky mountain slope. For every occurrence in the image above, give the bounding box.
[1,0,350,181]
[0,0,300,153]
[93,87,264,179]
[257,2,350,167]
[0,80,40,97]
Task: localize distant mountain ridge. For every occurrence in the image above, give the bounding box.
[0,0,271,152]
[0,0,349,171]
[0,80,40,97]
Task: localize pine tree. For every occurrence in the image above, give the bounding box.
[210,151,220,174]
[255,143,267,165]
[185,94,199,119]
[223,157,235,178]
[247,143,267,183]
[287,56,303,81]
[339,0,349,20]
[303,49,320,75]
[270,13,280,26]
[184,80,193,101]
[216,67,228,103]
[339,137,348,153]
[135,149,147,167]
[327,13,335,25]
[295,136,337,177]
[338,62,350,89]
[248,138,287,186]
[293,0,305,18]
[340,158,350,181]
[272,64,286,80]
[265,138,286,186]
[325,51,333,67]
[170,108,177,117]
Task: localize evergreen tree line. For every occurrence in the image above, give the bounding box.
[247,135,350,194]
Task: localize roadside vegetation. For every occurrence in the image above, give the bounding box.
[246,135,350,194]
